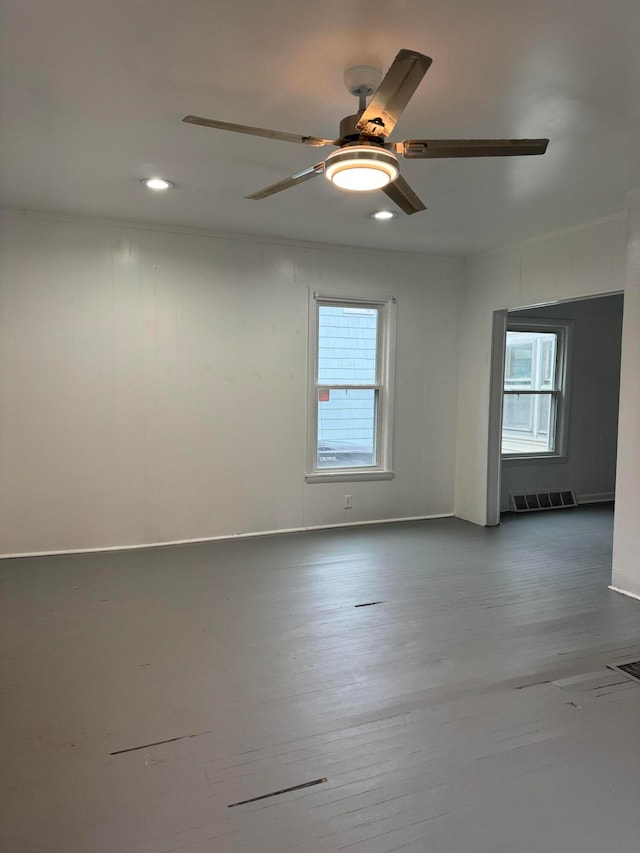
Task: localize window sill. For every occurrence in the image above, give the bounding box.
[305,470,395,484]
[501,454,568,466]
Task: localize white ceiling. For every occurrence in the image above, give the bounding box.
[1,0,639,256]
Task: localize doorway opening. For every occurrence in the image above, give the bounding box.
[487,292,624,525]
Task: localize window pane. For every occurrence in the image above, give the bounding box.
[502,393,554,454]
[504,331,557,391]
[317,306,378,385]
[317,388,377,468]
[505,336,533,384]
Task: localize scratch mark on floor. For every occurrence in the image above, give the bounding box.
[227,778,328,807]
[110,729,215,755]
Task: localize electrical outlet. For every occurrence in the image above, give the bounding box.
[344,495,352,509]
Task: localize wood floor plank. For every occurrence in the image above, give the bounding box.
[1,505,639,852]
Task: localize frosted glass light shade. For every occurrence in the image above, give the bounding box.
[324,146,399,192]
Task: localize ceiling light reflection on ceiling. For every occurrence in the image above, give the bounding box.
[142,177,174,191]
[324,146,399,192]
[370,210,397,221]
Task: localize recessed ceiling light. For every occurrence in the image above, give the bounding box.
[370,210,398,221]
[142,177,174,191]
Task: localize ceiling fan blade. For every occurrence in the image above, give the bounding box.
[381,175,426,215]
[356,49,432,140]
[183,116,336,148]
[397,138,549,158]
[245,162,325,200]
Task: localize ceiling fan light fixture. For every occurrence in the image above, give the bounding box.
[324,146,399,192]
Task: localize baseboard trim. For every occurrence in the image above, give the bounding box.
[577,492,615,504]
[0,513,455,560]
[609,585,640,602]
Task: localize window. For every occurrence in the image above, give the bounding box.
[501,319,571,458]
[306,293,396,482]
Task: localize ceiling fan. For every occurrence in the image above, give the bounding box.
[183,49,548,215]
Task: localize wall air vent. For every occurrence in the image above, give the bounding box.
[510,489,577,513]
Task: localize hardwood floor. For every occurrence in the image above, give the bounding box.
[1,505,639,852]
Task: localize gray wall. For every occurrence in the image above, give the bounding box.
[0,212,464,556]
[455,215,627,526]
[501,293,624,509]
[612,192,640,596]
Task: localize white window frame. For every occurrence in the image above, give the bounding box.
[501,318,573,463]
[305,291,397,483]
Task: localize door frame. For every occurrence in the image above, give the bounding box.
[486,293,624,526]
[486,309,508,526]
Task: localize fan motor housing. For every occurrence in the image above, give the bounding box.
[339,113,387,143]
[339,113,364,142]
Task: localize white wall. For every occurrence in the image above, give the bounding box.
[612,193,640,598]
[501,294,623,509]
[0,211,464,555]
[456,214,628,525]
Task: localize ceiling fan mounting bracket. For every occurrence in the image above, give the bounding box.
[343,65,382,99]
